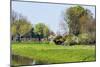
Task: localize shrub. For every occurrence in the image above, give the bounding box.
[64,35,79,46]
[78,33,96,45]
[78,33,88,44]
[89,34,96,44]
[53,35,65,45]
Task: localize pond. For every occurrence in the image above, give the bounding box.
[11,54,49,66]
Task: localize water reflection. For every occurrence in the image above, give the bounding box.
[12,54,34,66]
[12,54,48,66]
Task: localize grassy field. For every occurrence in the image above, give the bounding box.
[12,42,96,65]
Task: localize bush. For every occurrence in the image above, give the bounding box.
[53,35,65,45]
[89,33,96,44]
[53,33,95,46]
[78,33,88,44]
[78,33,96,45]
[64,35,79,46]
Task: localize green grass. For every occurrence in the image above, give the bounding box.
[12,42,96,65]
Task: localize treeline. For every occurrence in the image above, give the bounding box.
[11,5,96,45]
[11,11,54,42]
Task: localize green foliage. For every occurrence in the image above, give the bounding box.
[64,35,79,46]
[78,33,96,45]
[64,5,93,35]
[78,33,89,44]
[34,23,50,38]
[11,11,32,37]
[11,19,32,37]
[53,36,65,45]
[11,24,17,36]
[64,33,96,45]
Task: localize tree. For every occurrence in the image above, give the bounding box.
[34,23,50,41]
[79,9,95,34]
[11,18,32,36]
[64,5,93,35]
[11,12,32,41]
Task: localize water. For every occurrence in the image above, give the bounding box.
[12,54,48,66]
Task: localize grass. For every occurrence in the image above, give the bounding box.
[11,42,96,65]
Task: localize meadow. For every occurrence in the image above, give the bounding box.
[12,42,96,65]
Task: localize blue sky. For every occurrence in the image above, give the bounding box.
[12,1,95,34]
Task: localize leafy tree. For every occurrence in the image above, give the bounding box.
[34,23,50,41]
[11,12,32,41]
[11,18,32,36]
[79,9,95,34]
[64,5,93,35]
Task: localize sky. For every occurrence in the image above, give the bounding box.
[12,1,96,34]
